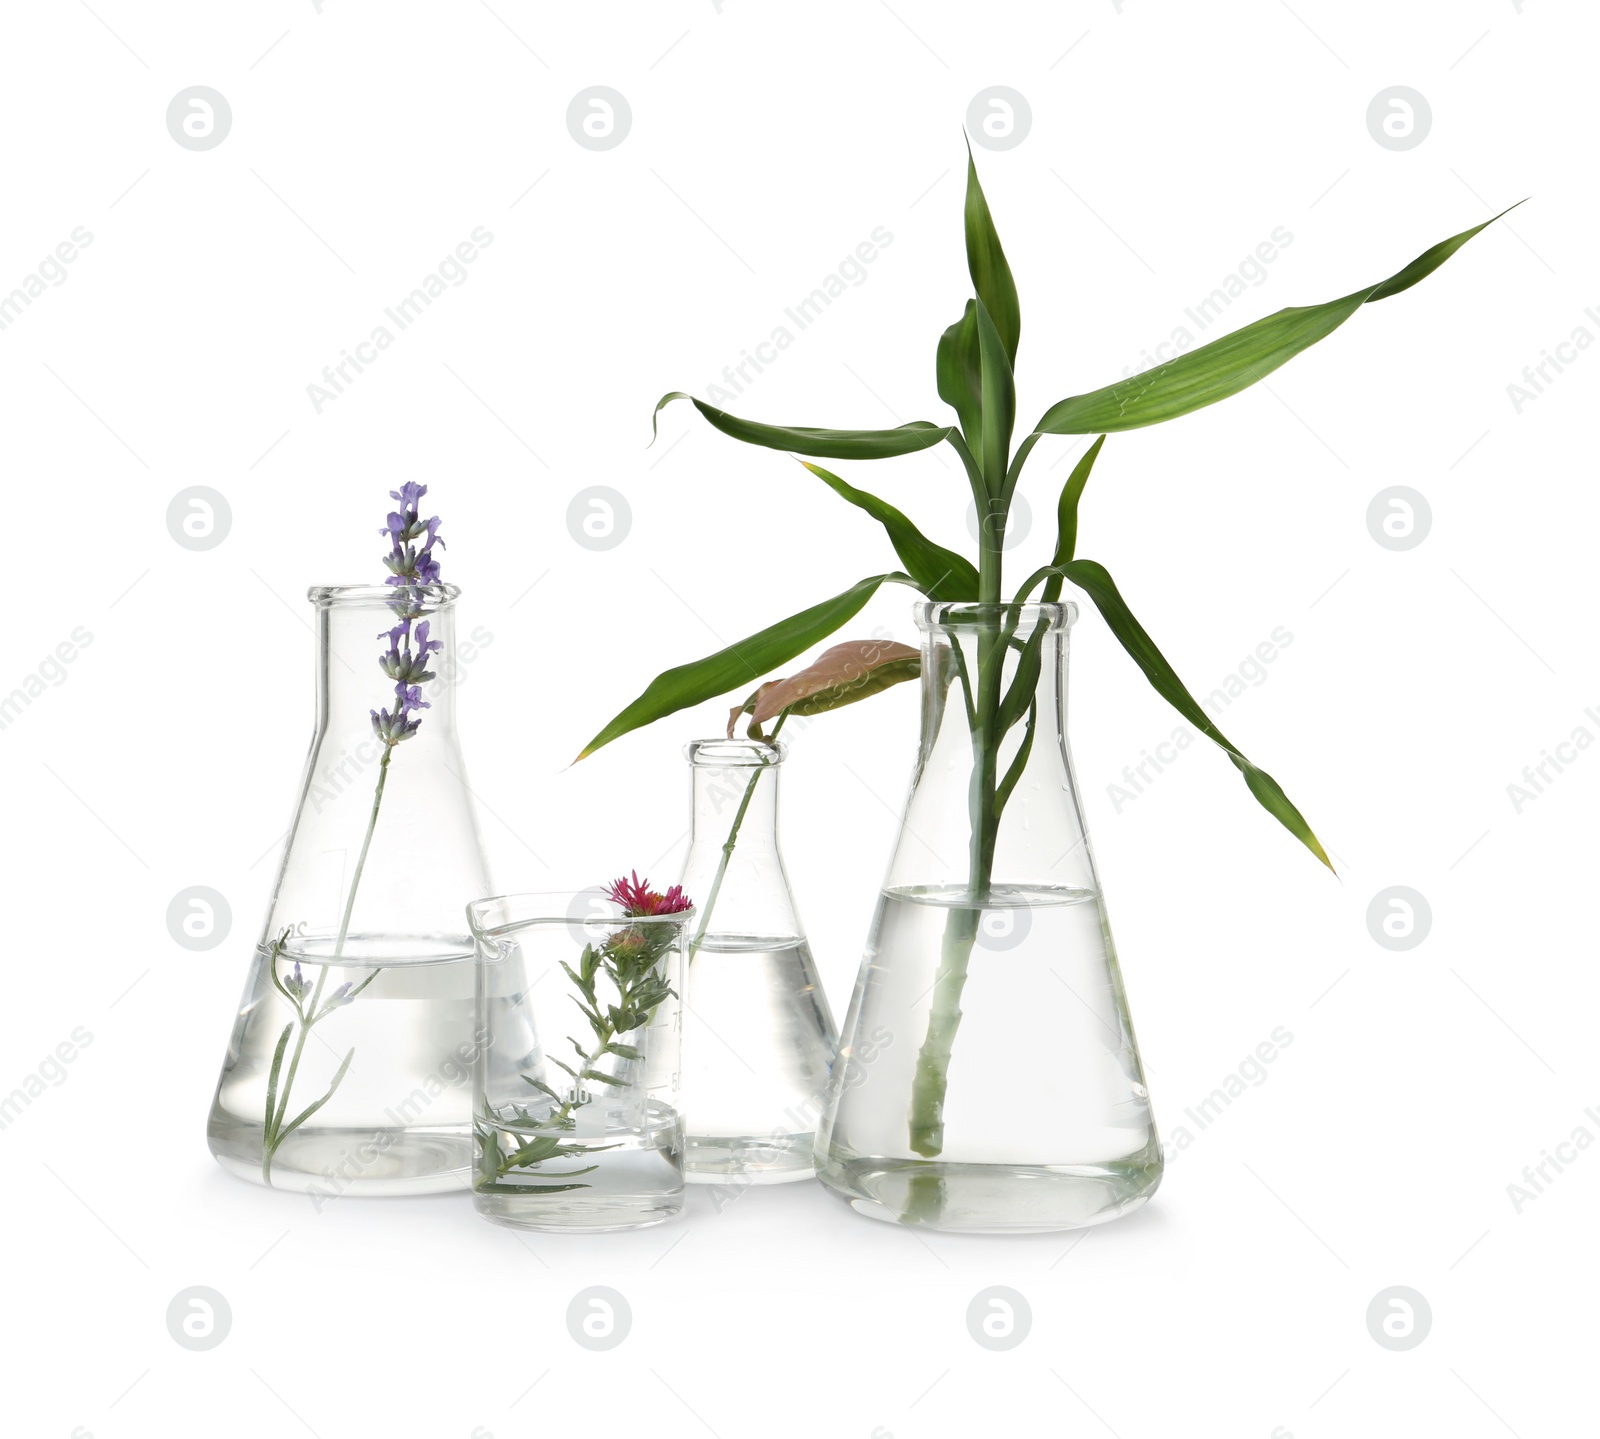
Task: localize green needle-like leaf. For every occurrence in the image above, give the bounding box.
[276,1047,357,1144]
[799,461,979,600]
[1032,206,1519,436]
[653,392,953,460]
[577,573,916,759]
[263,1022,293,1143]
[962,144,1020,365]
[1048,558,1332,870]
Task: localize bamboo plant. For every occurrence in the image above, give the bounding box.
[579,147,1510,1161]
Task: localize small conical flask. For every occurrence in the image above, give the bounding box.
[206,583,492,1196]
[677,738,837,1183]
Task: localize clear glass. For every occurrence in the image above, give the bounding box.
[677,738,837,1183]
[815,602,1161,1233]
[206,584,493,1196]
[469,892,688,1232]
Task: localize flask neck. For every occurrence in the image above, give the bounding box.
[685,740,784,850]
[679,740,801,945]
[313,588,464,739]
[887,606,1098,896]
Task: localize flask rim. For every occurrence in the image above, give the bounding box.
[685,737,787,768]
[914,600,1076,632]
[307,582,461,609]
[467,890,697,943]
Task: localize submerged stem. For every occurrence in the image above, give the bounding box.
[262,747,392,1183]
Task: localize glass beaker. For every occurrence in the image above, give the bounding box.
[815,601,1161,1232]
[469,892,688,1232]
[677,738,837,1183]
[206,583,493,1197]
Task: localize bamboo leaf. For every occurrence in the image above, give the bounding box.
[994,701,1037,818]
[962,145,1020,365]
[799,461,979,599]
[995,615,1047,737]
[936,300,983,456]
[577,573,915,759]
[1031,207,1518,436]
[1047,435,1105,587]
[1048,558,1332,870]
[974,297,1016,493]
[653,391,953,460]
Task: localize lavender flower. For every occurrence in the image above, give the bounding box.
[370,484,445,748]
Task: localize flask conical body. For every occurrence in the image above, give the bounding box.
[815,602,1161,1231]
[677,739,837,1183]
[206,584,492,1195]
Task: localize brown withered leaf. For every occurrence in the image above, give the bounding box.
[727,681,779,738]
[726,640,921,737]
[759,638,921,725]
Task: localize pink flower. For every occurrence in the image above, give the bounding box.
[607,871,692,917]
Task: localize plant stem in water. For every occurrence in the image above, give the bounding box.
[262,747,392,1183]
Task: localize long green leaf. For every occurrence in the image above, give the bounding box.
[935,299,983,457]
[1044,435,1105,597]
[653,391,952,460]
[800,461,979,600]
[1049,558,1332,870]
[577,573,913,759]
[1032,206,1518,436]
[963,145,1020,365]
[974,297,1015,493]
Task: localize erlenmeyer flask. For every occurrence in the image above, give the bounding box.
[206,583,492,1196]
[815,601,1161,1232]
[677,739,837,1182]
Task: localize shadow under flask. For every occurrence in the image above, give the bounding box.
[206,583,493,1196]
[677,738,838,1183]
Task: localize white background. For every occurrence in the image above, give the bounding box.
[3,2,1594,1435]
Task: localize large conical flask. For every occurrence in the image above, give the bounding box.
[677,738,837,1183]
[207,583,492,1196]
[815,601,1161,1232]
